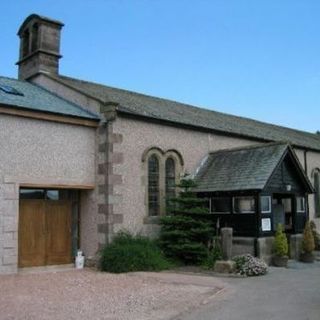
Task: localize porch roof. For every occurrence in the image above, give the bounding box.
[193,142,313,193]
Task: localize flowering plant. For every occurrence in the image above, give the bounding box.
[233,254,268,276]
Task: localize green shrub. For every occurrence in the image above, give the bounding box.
[232,254,268,276]
[159,178,214,265]
[100,231,172,273]
[202,237,222,269]
[302,221,315,254]
[310,220,320,250]
[273,224,288,257]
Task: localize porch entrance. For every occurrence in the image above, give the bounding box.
[18,189,75,268]
[272,194,294,233]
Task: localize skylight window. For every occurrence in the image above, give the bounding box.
[0,85,24,96]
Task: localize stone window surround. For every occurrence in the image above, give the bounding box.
[142,147,184,223]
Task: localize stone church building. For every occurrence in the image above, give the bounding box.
[1,14,320,273]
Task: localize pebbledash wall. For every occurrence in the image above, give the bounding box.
[111,115,320,235]
[0,114,96,274]
[30,74,320,262]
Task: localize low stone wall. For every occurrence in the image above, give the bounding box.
[289,234,303,260]
[257,237,274,265]
[232,237,255,257]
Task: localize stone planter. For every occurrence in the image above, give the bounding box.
[300,252,315,263]
[272,255,288,267]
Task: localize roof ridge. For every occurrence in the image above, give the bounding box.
[208,141,289,155]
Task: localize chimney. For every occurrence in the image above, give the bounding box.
[16,14,64,80]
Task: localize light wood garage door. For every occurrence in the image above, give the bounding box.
[19,199,72,268]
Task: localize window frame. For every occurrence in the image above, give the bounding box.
[233,196,256,214]
[143,148,183,217]
[260,196,272,214]
[296,196,306,213]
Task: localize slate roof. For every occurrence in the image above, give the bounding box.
[50,74,320,151]
[0,77,99,120]
[193,142,295,192]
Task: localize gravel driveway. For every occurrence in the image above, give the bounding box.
[0,269,222,320]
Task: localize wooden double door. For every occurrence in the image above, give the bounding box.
[19,199,72,268]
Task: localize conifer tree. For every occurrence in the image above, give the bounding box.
[159,178,214,264]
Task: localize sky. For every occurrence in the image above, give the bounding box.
[1,0,320,133]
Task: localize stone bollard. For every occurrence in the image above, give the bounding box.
[221,227,233,260]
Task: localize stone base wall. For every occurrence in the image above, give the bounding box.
[289,234,303,260]
[232,237,256,257]
[0,182,19,274]
[257,237,275,265]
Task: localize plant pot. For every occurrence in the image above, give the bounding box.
[272,255,288,267]
[300,252,314,263]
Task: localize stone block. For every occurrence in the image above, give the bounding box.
[2,200,18,217]
[3,238,17,249]
[109,174,123,185]
[214,260,235,273]
[0,265,17,274]
[232,237,255,257]
[4,247,18,256]
[112,214,123,224]
[108,195,122,205]
[3,255,17,265]
[221,227,233,260]
[3,183,18,200]
[257,237,274,265]
[110,152,124,164]
[3,216,18,232]
[289,234,303,260]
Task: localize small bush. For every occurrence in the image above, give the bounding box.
[232,254,268,277]
[302,221,315,254]
[310,221,320,250]
[273,224,288,257]
[100,231,172,273]
[202,237,222,269]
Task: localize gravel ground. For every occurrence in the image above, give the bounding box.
[0,269,222,320]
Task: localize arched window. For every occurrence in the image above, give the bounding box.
[148,155,160,216]
[143,147,184,217]
[165,157,176,207]
[314,169,320,217]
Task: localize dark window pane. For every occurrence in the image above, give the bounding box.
[148,155,160,216]
[211,197,230,213]
[261,196,271,213]
[20,189,45,199]
[165,158,176,207]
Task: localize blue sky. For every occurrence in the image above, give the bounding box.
[2,1,320,133]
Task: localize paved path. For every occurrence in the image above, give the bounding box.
[177,261,320,320]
